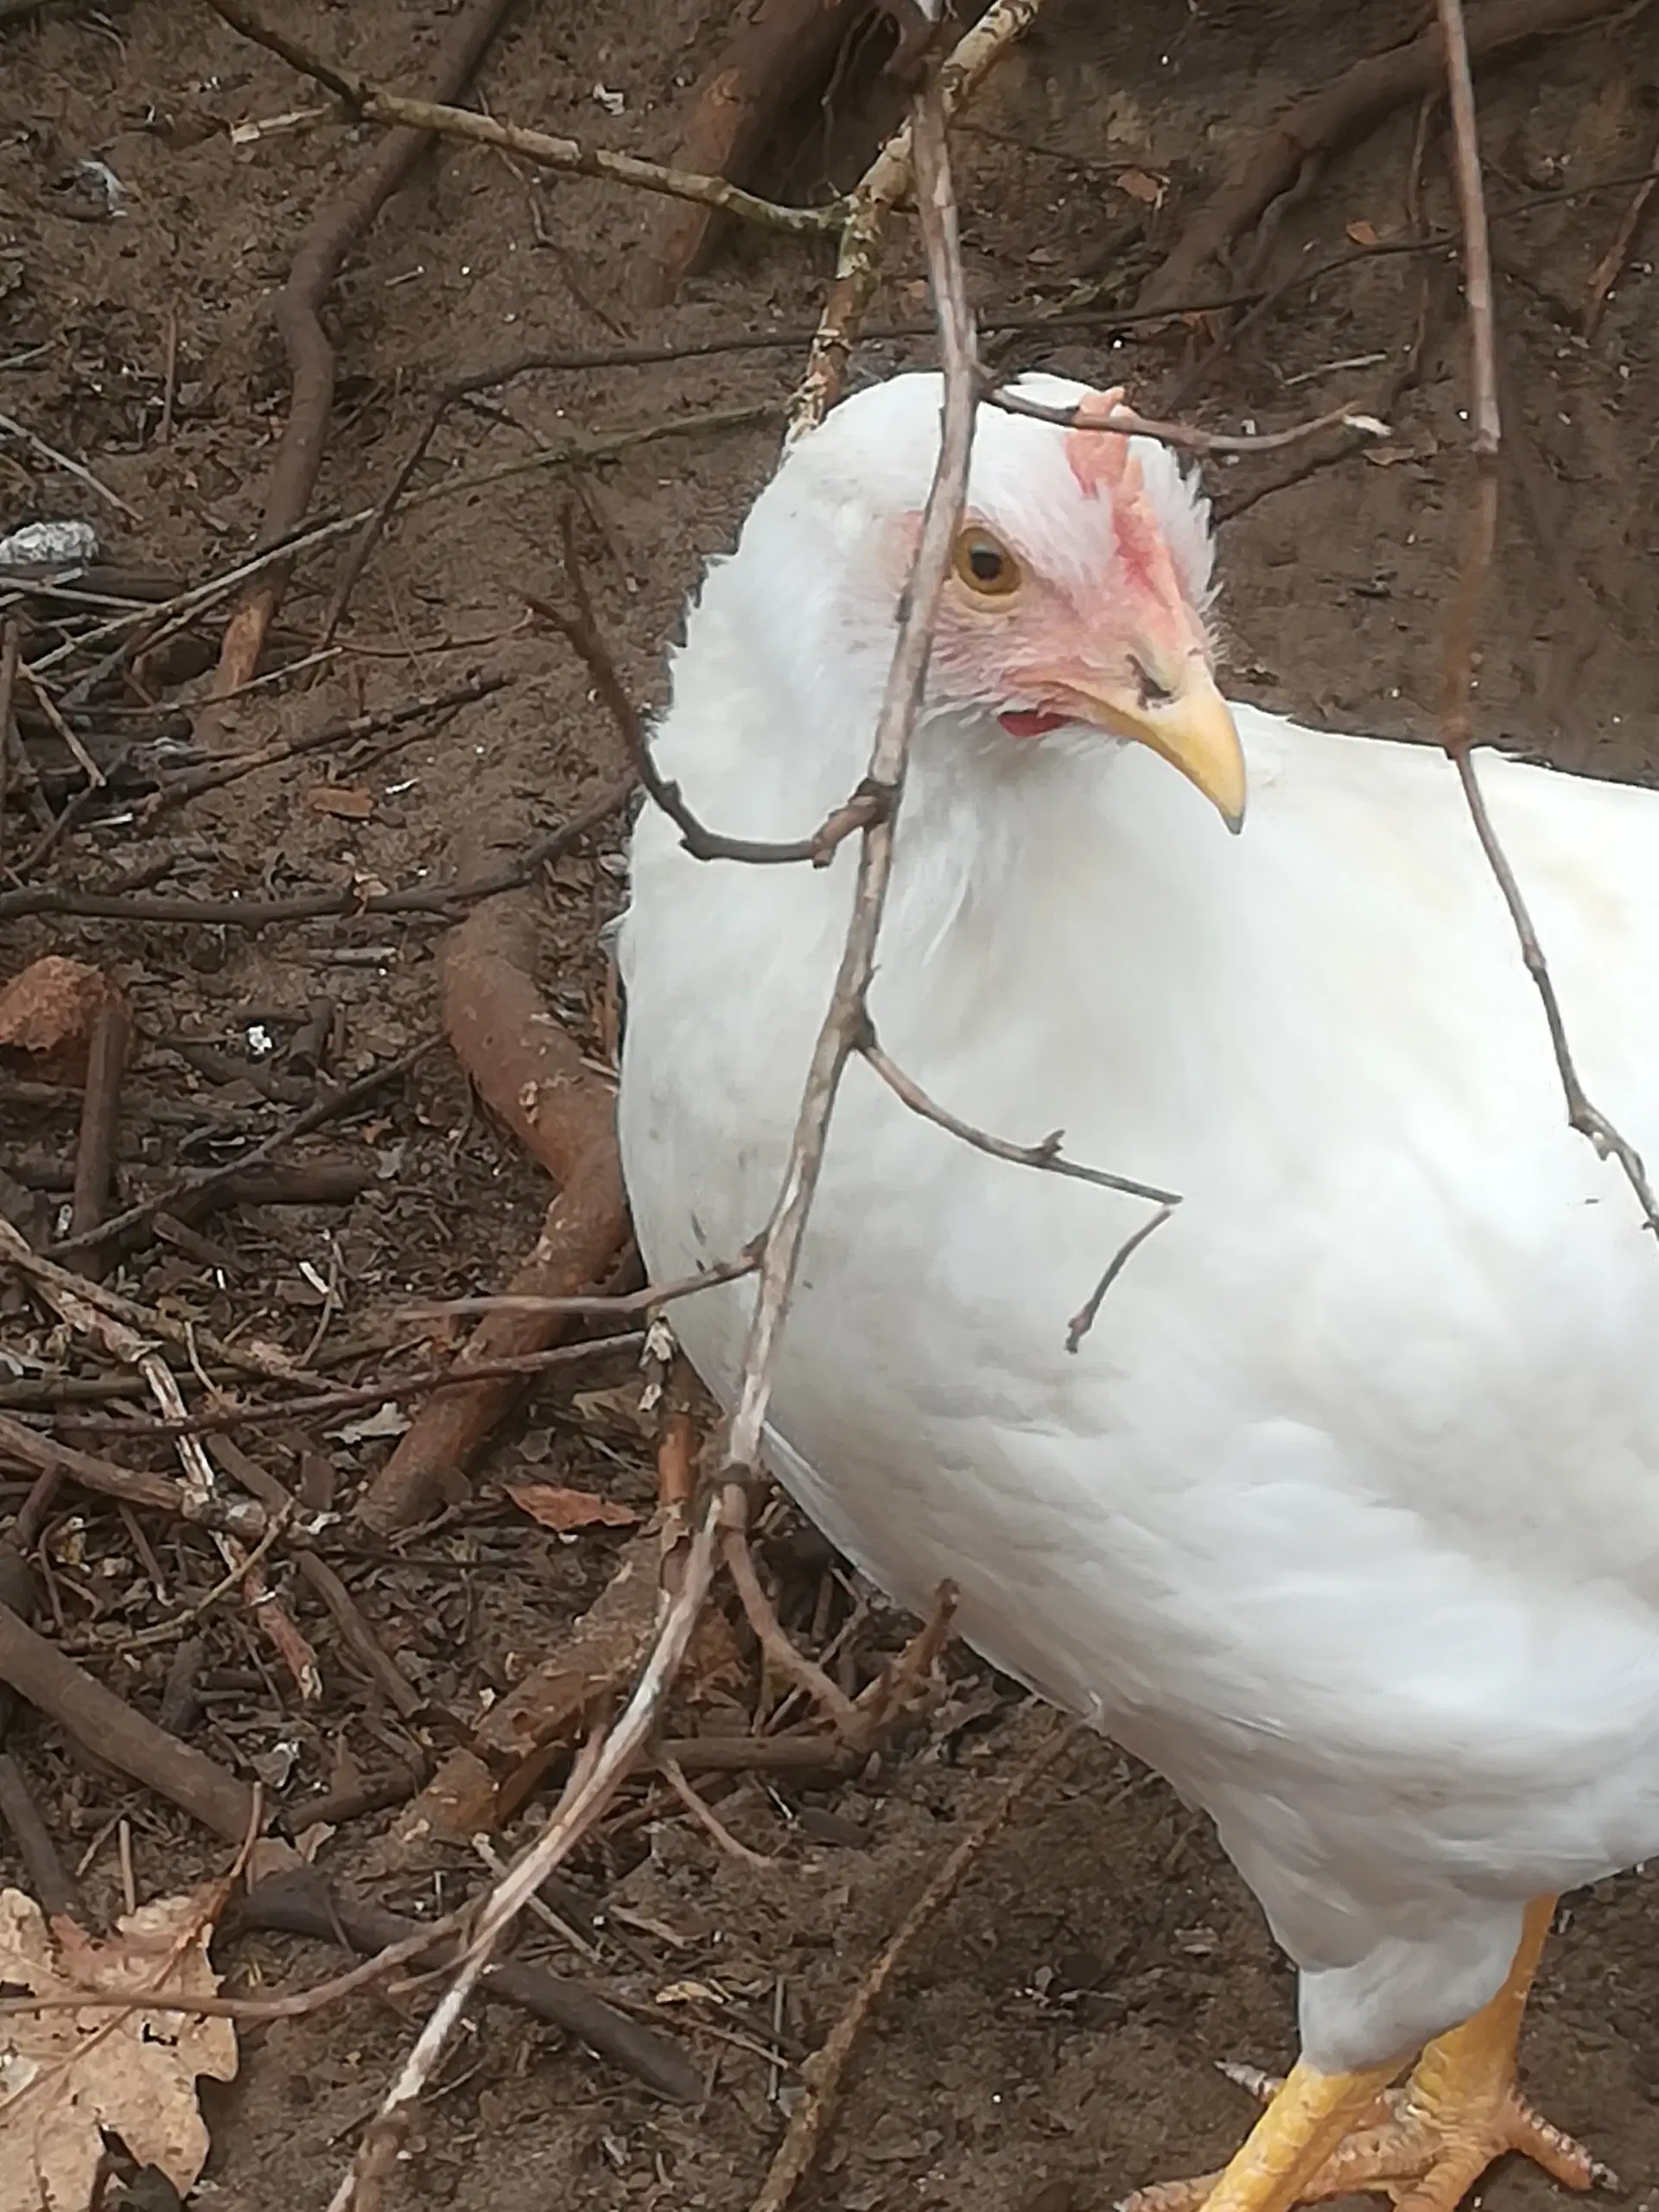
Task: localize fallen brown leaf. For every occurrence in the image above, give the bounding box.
[0,1885,238,2212]
[506,1482,639,1532]
[1115,165,1166,207]
[305,784,374,819]
[1345,218,1382,247]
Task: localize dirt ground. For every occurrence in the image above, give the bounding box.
[3,1,1659,2208]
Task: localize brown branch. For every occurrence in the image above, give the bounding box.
[1135,0,1624,314]
[355,854,629,1535]
[234,1870,700,2102]
[0,775,633,928]
[0,1599,257,1841]
[48,1037,438,1262]
[64,1333,645,1441]
[0,616,16,875]
[0,1413,268,1538]
[638,0,874,303]
[747,1718,1081,2212]
[145,674,507,816]
[208,1,842,241]
[22,403,772,690]
[0,1751,76,1915]
[722,1526,862,1737]
[200,0,518,701]
[791,0,1044,434]
[723,79,977,1497]
[1433,0,1659,1235]
[398,1249,761,1322]
[68,994,128,1278]
[987,386,1390,454]
[1065,1202,1179,1353]
[0,1213,316,1387]
[1581,120,1659,338]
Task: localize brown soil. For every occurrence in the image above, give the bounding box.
[3,3,1658,2209]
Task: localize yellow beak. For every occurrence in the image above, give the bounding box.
[1059,660,1248,833]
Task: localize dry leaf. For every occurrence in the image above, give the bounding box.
[1114,166,1166,207]
[0,1885,238,2212]
[305,784,374,820]
[506,1482,638,1532]
[1345,219,1381,247]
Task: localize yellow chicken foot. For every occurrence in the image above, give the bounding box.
[1122,1898,1616,2212]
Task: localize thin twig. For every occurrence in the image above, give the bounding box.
[723,80,978,1496]
[859,1026,1179,1205]
[658,1756,777,1869]
[988,385,1390,453]
[791,0,1043,436]
[535,554,887,868]
[48,1038,438,1262]
[747,1718,1081,2212]
[0,410,140,520]
[22,404,772,683]
[319,79,981,2212]
[1065,1202,1179,1353]
[1433,0,1659,1235]
[207,1,842,238]
[1581,120,1659,339]
[0,616,16,876]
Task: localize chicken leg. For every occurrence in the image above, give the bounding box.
[1124,1898,1614,2212]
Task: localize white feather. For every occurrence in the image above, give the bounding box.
[618,373,1659,2073]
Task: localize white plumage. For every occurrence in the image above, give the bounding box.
[618,371,1659,2205]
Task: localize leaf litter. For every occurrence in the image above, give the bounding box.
[0,1885,238,2212]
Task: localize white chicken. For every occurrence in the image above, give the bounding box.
[617,371,1659,2212]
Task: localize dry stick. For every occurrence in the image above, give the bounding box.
[0,773,634,929]
[67,1332,646,1441]
[207,1433,422,1719]
[235,1871,700,2103]
[0,615,19,874]
[0,1751,76,1914]
[202,0,519,702]
[48,1037,437,1264]
[987,387,1390,454]
[0,409,140,521]
[0,1414,268,1539]
[637,0,873,304]
[355,856,631,1534]
[791,0,1042,437]
[401,1249,761,1319]
[1581,119,1659,339]
[859,1027,1178,1205]
[144,672,507,817]
[320,82,981,2212]
[0,1601,257,1841]
[69,995,129,1280]
[0,1215,314,1386]
[1432,0,1659,1235]
[747,1718,1081,2212]
[207,2,842,241]
[535,557,886,868]
[22,403,771,687]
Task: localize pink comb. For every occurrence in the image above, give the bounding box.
[1063,386,1135,501]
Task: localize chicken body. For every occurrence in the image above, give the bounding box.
[618,374,1659,2133]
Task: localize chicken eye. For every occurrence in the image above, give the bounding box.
[952,527,1022,599]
